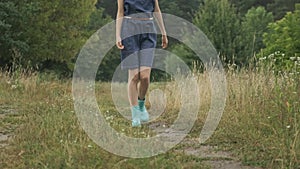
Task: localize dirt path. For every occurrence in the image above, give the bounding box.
[149,122,262,169]
[182,139,261,169]
[0,105,16,148]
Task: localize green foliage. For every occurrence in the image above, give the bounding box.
[260,4,300,73]
[267,0,300,20]
[159,0,203,21]
[88,7,112,31]
[238,7,273,61]
[96,0,203,22]
[0,1,28,65]
[168,43,202,72]
[2,0,300,77]
[96,0,117,18]
[96,47,120,81]
[229,0,300,20]
[194,0,240,63]
[19,0,97,69]
[229,0,272,15]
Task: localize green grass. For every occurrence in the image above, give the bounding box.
[0,69,299,168]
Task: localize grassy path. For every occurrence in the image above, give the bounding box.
[0,71,299,168]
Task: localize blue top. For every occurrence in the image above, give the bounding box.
[124,0,155,17]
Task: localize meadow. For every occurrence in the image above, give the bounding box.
[0,67,299,169]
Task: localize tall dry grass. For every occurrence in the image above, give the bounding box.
[0,65,299,168]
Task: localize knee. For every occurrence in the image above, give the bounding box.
[140,74,150,83]
[129,74,140,84]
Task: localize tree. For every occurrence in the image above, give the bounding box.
[0,1,28,67]
[267,0,300,20]
[260,4,300,72]
[96,0,117,18]
[238,6,273,61]
[229,0,273,15]
[194,0,241,64]
[16,0,97,70]
[96,0,203,22]
[87,8,111,31]
[159,0,203,21]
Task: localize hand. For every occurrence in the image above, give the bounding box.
[116,36,124,50]
[161,35,168,49]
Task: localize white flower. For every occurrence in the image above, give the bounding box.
[259,57,267,61]
[286,125,291,129]
[268,54,274,59]
[88,145,93,148]
[290,57,296,61]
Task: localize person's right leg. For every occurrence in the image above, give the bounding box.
[128,68,139,106]
[128,68,141,127]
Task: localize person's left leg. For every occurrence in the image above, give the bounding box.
[137,27,157,122]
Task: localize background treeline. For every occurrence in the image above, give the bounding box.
[0,0,299,80]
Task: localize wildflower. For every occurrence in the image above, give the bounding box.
[286,125,291,129]
[267,116,271,119]
[268,54,274,59]
[11,85,17,89]
[88,145,93,148]
[259,57,267,61]
[275,51,280,55]
[290,57,296,61]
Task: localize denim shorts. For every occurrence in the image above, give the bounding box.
[121,18,157,70]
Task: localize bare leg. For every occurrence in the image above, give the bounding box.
[138,66,151,100]
[128,69,140,106]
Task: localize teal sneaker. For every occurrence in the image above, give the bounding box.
[131,106,141,127]
[138,99,149,122]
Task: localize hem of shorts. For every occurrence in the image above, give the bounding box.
[121,65,140,70]
[121,64,153,70]
[139,64,153,68]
